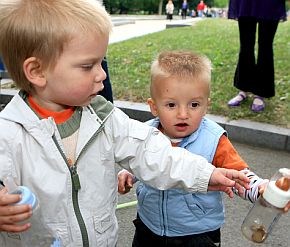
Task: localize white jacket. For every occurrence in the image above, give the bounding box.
[166,3,174,14]
[0,93,214,246]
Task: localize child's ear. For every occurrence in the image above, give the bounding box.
[23,57,47,87]
[147,98,158,117]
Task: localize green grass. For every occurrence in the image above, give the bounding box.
[107,19,290,128]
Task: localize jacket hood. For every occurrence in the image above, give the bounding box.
[0,92,56,137]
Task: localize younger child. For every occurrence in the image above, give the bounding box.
[0,1,249,246]
[118,51,290,247]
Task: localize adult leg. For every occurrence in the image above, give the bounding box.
[98,57,113,103]
[0,57,5,71]
[233,17,257,92]
[254,19,279,98]
[228,17,257,107]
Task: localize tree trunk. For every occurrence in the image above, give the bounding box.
[158,0,164,15]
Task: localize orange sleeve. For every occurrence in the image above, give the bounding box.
[212,135,249,170]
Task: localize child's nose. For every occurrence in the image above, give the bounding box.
[95,64,107,83]
[177,107,188,119]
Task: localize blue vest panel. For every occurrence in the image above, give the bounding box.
[137,117,227,236]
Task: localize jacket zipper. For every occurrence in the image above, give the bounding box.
[52,134,89,247]
[161,190,165,236]
[53,126,104,247]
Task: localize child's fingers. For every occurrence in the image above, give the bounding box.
[210,168,250,190]
[0,205,32,224]
[232,181,245,196]
[223,187,234,198]
[118,182,126,194]
[118,179,133,195]
[127,175,134,188]
[0,222,31,233]
[117,172,127,194]
[0,204,31,216]
[284,201,290,213]
[209,185,234,198]
[124,184,133,194]
[224,169,251,186]
[0,193,22,206]
[235,179,250,191]
[230,171,250,191]
[118,171,134,194]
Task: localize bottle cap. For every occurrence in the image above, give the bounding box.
[263,168,290,208]
[12,186,38,210]
[279,168,290,179]
[3,176,38,210]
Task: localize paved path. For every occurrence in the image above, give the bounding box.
[110,17,202,44]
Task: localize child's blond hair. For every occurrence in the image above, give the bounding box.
[150,51,212,97]
[0,0,112,93]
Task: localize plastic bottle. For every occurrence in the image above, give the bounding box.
[241,168,290,243]
[3,176,61,247]
[4,176,39,214]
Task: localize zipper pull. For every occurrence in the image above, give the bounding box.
[70,165,81,191]
[72,173,81,191]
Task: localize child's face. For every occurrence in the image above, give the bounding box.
[148,76,209,139]
[36,32,108,111]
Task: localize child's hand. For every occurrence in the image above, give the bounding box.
[208,168,250,198]
[0,188,32,232]
[118,169,135,194]
[284,201,290,212]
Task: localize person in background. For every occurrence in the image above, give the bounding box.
[190,9,196,18]
[0,56,9,79]
[99,57,113,103]
[227,0,286,112]
[0,1,250,246]
[0,57,5,72]
[197,0,205,17]
[118,50,290,247]
[181,0,188,19]
[166,0,174,21]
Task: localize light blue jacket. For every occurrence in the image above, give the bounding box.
[137,117,227,236]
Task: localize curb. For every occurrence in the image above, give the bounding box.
[166,23,192,28]
[114,100,290,152]
[112,20,136,26]
[1,90,289,152]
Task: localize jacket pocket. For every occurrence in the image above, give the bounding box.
[93,213,115,246]
[184,194,206,219]
[94,214,112,233]
[0,232,21,246]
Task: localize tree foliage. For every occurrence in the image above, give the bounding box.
[103,0,226,15]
